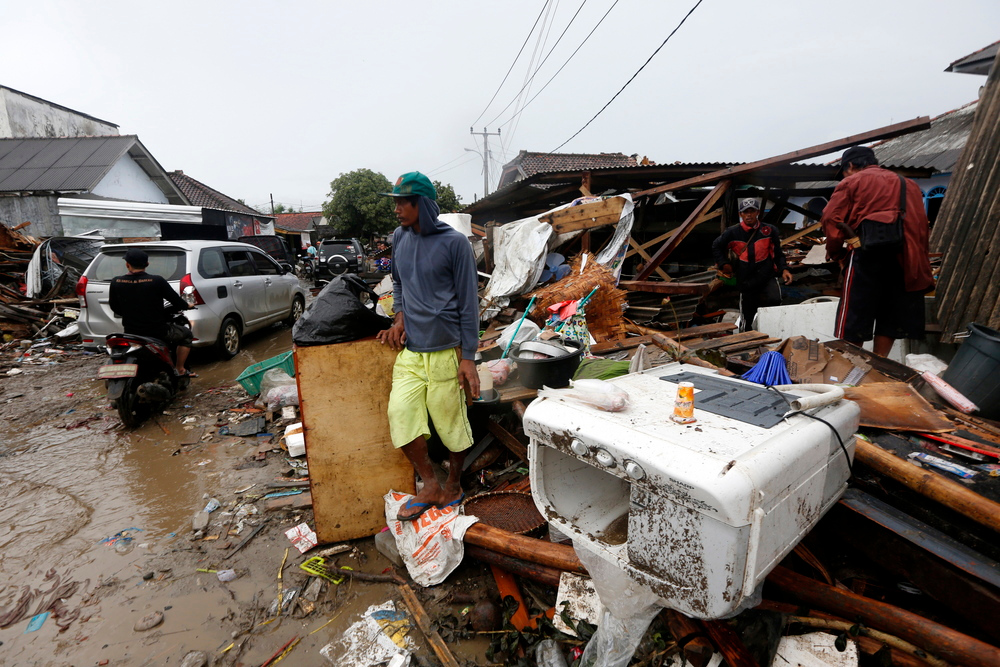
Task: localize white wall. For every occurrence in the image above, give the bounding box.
[0,87,118,138]
[91,154,169,204]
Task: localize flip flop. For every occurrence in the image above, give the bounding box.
[397,498,432,522]
[440,493,465,509]
[175,369,198,378]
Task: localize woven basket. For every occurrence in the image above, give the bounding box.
[528,255,628,342]
[461,491,546,536]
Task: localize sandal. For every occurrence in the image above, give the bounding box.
[397,498,432,522]
[440,493,465,509]
[175,369,199,378]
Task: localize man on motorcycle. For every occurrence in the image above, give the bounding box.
[108,248,196,377]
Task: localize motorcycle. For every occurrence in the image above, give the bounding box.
[98,309,192,428]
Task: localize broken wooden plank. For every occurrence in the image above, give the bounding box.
[590,335,653,355]
[780,221,823,246]
[636,180,730,281]
[398,584,461,667]
[619,281,711,295]
[685,331,768,351]
[632,116,932,199]
[662,322,737,340]
[539,198,625,234]
[627,238,672,281]
[487,420,528,462]
[720,337,782,354]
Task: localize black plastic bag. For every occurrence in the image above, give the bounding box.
[292,274,393,346]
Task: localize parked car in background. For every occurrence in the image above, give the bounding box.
[238,235,298,267]
[77,240,307,358]
[317,238,365,279]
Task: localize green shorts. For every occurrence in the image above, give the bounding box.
[387,348,473,453]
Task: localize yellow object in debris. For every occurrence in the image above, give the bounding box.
[300,556,351,584]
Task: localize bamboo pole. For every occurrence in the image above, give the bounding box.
[768,566,1000,667]
[464,523,585,574]
[855,439,1000,534]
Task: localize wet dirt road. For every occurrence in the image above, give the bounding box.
[0,327,295,665]
[0,323,494,666]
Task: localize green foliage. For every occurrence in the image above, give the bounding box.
[323,169,396,237]
[433,180,463,213]
[272,203,297,214]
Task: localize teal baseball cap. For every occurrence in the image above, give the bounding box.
[382,171,437,200]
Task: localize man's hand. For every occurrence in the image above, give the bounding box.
[458,359,480,404]
[377,315,406,350]
[719,263,733,277]
[782,269,793,285]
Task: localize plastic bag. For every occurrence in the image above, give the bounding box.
[259,368,295,398]
[497,319,540,355]
[537,379,629,412]
[486,358,512,386]
[384,490,478,587]
[906,353,948,375]
[573,541,665,667]
[266,384,300,410]
[293,274,392,346]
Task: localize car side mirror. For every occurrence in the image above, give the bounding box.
[279,262,293,274]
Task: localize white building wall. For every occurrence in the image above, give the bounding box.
[91,154,169,204]
[0,87,119,138]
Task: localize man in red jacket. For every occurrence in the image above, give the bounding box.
[821,146,934,356]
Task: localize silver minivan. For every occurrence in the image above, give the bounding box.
[77,240,307,358]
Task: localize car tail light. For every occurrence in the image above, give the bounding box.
[76,275,88,308]
[179,273,205,306]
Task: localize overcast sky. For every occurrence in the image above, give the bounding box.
[3,1,995,213]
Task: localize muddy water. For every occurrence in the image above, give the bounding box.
[0,327,293,665]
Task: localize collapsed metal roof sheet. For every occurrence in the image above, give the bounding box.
[871,102,977,174]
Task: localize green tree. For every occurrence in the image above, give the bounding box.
[433,180,463,213]
[323,169,396,237]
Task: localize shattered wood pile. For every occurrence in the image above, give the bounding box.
[0,222,83,349]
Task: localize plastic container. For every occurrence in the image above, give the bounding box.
[285,422,306,457]
[942,323,1000,420]
[515,339,583,389]
[235,351,296,395]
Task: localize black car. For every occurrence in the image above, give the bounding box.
[318,238,365,278]
[238,235,297,267]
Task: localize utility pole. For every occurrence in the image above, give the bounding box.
[270,193,275,216]
[470,127,500,197]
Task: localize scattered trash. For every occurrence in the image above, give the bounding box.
[266,588,298,616]
[319,601,413,666]
[285,522,318,553]
[384,490,478,586]
[23,612,49,633]
[133,610,164,632]
[537,379,629,412]
[203,497,221,513]
[216,569,238,582]
[179,651,209,667]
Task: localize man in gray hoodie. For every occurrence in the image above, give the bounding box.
[377,172,480,521]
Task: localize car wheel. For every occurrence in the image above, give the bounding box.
[285,296,305,327]
[329,254,349,275]
[215,316,242,359]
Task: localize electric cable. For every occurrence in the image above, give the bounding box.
[766,384,854,476]
[488,0,588,128]
[427,152,475,175]
[550,0,706,153]
[470,0,551,126]
[495,0,620,130]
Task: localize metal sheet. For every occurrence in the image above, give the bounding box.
[660,371,793,428]
[840,488,1000,587]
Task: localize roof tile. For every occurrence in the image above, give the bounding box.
[168,171,268,217]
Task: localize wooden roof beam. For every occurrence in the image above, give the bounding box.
[632,116,931,199]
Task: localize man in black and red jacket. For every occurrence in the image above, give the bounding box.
[712,198,793,331]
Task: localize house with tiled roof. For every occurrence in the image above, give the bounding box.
[497,150,639,190]
[274,211,329,248]
[169,170,274,240]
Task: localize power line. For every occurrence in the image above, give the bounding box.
[487,0,589,128]
[550,0,706,153]
[427,152,474,175]
[470,0,551,126]
[497,0,620,130]
[502,0,560,157]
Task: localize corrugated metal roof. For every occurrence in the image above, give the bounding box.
[945,40,999,75]
[871,102,977,173]
[0,136,135,192]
